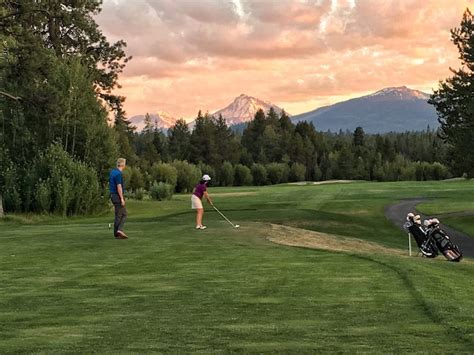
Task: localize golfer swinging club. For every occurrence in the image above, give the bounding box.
[192,174,213,229]
[109,158,128,239]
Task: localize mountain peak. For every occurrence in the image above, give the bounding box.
[129,111,177,131]
[156,109,172,116]
[369,86,430,101]
[213,95,288,126]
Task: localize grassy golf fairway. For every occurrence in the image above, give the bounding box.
[1,181,473,352]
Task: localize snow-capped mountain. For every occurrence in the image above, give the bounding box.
[213,94,288,126]
[292,86,437,133]
[367,86,431,101]
[129,110,177,131]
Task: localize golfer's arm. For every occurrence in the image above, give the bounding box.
[117,184,125,202]
[203,191,213,205]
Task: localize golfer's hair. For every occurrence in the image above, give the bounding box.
[116,158,126,167]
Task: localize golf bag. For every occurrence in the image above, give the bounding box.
[404,213,463,262]
[404,213,437,258]
[424,219,463,262]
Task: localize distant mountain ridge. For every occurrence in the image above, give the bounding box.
[128,87,437,133]
[129,94,286,131]
[292,86,438,133]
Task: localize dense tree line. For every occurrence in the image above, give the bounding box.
[111,107,453,200]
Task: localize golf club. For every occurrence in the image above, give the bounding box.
[212,204,240,228]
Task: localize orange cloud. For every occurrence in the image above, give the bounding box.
[96,0,473,119]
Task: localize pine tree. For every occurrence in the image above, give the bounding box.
[279,110,293,132]
[353,127,365,147]
[0,0,130,112]
[289,133,305,165]
[136,113,159,165]
[114,109,137,165]
[143,113,154,134]
[168,119,191,161]
[242,109,266,161]
[189,112,218,164]
[429,9,474,177]
[262,125,278,162]
[152,129,169,162]
[266,107,279,129]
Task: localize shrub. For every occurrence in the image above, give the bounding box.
[149,163,178,189]
[4,187,21,212]
[34,144,103,215]
[172,160,201,193]
[124,190,135,199]
[0,146,9,190]
[289,163,306,182]
[400,164,416,181]
[121,167,132,189]
[219,161,234,186]
[22,169,37,212]
[69,162,102,215]
[35,180,52,213]
[415,162,431,181]
[431,162,451,180]
[141,171,152,189]
[313,163,323,181]
[134,187,147,200]
[280,164,290,183]
[2,166,22,212]
[129,167,145,192]
[150,181,174,200]
[234,164,253,186]
[56,177,72,216]
[266,163,289,184]
[251,164,268,185]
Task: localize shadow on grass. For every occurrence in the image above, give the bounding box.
[351,254,474,347]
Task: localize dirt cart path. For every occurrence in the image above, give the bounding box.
[385,198,474,258]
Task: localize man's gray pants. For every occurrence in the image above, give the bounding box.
[111,193,127,236]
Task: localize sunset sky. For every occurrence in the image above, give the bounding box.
[96,0,473,120]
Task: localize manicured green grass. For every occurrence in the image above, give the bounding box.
[0,181,473,352]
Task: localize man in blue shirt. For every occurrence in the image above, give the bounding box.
[109,158,128,239]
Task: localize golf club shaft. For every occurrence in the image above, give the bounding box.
[212,205,236,227]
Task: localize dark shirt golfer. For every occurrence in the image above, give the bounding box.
[191,174,213,229]
[109,158,128,239]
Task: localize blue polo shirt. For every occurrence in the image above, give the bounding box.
[109,168,124,194]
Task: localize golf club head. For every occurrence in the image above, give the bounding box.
[235,224,240,228]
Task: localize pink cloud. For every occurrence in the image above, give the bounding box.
[242,0,331,28]
[96,0,473,118]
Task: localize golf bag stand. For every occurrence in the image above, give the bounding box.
[404,214,438,258]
